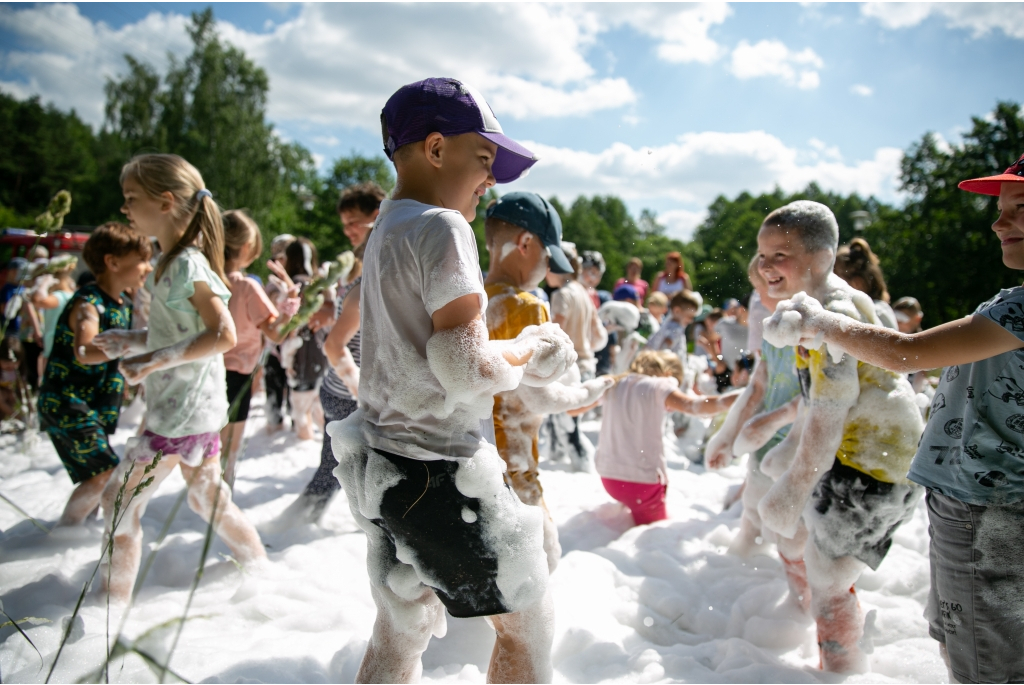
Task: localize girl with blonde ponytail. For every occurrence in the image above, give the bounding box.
[91,153,267,604]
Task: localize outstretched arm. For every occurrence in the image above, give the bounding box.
[69,300,114,365]
[120,280,236,385]
[665,387,742,416]
[516,374,613,416]
[706,359,767,469]
[768,295,1023,372]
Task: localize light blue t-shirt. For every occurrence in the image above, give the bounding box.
[908,286,1024,505]
[754,339,801,461]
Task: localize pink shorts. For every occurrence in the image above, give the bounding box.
[601,477,668,526]
[125,430,221,467]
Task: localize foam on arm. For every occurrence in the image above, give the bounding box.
[705,358,767,469]
[734,396,801,457]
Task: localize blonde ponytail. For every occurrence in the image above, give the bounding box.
[120,153,227,285]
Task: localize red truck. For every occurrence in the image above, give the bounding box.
[0,227,92,286]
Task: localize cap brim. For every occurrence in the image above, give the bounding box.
[546,243,574,274]
[480,132,537,184]
[958,174,1024,196]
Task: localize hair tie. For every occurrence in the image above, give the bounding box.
[195,189,212,201]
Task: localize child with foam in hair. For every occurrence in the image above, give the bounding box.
[329,78,577,683]
[751,200,924,673]
[596,350,739,525]
[220,209,299,486]
[763,155,1024,683]
[484,191,613,572]
[37,223,152,525]
[92,154,267,603]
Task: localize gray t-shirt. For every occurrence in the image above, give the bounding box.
[908,286,1024,504]
[358,199,488,461]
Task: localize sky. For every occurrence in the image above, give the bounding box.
[0,2,1021,240]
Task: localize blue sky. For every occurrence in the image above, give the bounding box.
[1,2,1021,238]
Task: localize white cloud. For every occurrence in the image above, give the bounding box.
[729,40,824,89]
[0,3,638,130]
[658,209,708,241]
[0,4,191,126]
[590,3,732,64]
[862,3,1024,40]
[850,83,874,97]
[512,132,903,230]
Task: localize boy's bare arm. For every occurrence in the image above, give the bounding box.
[71,300,114,365]
[705,360,767,469]
[769,295,1024,372]
[734,396,801,457]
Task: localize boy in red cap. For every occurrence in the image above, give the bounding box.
[763,154,1024,683]
[329,78,577,683]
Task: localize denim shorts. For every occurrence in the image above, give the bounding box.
[924,489,1024,683]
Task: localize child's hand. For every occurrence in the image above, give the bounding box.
[762,292,828,349]
[704,430,735,471]
[515,323,578,387]
[93,329,148,359]
[120,356,159,385]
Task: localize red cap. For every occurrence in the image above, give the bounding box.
[958,153,1024,196]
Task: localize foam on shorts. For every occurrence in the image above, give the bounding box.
[455,445,548,613]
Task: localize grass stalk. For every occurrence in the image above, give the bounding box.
[0,490,50,534]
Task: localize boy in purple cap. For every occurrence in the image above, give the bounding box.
[329,78,576,683]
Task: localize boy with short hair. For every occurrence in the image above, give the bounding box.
[754,201,924,673]
[330,78,576,684]
[38,222,153,525]
[645,290,699,359]
[484,192,612,571]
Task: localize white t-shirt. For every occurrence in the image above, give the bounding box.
[747,291,769,353]
[550,280,607,363]
[595,374,679,484]
[358,199,489,461]
[145,247,231,438]
[715,316,749,370]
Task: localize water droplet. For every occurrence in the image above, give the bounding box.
[643,616,654,627]
[754,536,763,545]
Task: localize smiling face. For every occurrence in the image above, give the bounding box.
[757,224,823,299]
[993,183,1024,271]
[437,132,497,222]
[107,249,154,292]
[340,208,377,248]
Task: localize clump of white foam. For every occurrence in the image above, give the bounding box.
[509,323,579,387]
[93,328,149,359]
[763,292,824,351]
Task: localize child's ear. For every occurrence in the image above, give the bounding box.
[424,133,445,169]
[104,253,119,274]
[159,191,175,214]
[518,231,533,254]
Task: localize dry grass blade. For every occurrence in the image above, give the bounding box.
[0,605,49,670]
[0,490,51,534]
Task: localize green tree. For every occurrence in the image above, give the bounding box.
[866,101,1024,326]
[0,91,98,226]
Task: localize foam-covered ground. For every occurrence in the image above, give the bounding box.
[0,395,946,683]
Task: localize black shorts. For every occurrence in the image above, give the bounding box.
[809,459,921,570]
[334,433,548,619]
[225,369,254,422]
[41,408,119,484]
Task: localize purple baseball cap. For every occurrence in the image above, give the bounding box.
[381,77,538,184]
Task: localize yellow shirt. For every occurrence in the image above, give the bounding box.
[796,347,922,483]
[486,283,549,468]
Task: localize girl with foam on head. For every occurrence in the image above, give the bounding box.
[92,153,267,604]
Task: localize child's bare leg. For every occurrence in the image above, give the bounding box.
[99,455,179,603]
[179,456,266,564]
[806,539,868,673]
[729,457,774,556]
[291,388,317,440]
[219,421,247,488]
[767,519,811,613]
[59,469,115,526]
[487,590,555,684]
[357,583,444,684]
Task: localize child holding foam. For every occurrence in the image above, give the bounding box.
[765,156,1024,683]
[37,224,151,525]
[484,191,613,571]
[752,201,924,673]
[92,154,266,603]
[330,78,576,684]
[220,210,299,486]
[596,350,739,525]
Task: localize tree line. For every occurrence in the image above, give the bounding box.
[1,9,1021,325]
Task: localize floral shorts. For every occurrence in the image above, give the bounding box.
[125,430,221,467]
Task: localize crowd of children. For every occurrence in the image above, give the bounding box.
[4,76,1023,684]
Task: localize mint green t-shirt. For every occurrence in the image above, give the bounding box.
[144,248,232,438]
[754,339,801,461]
